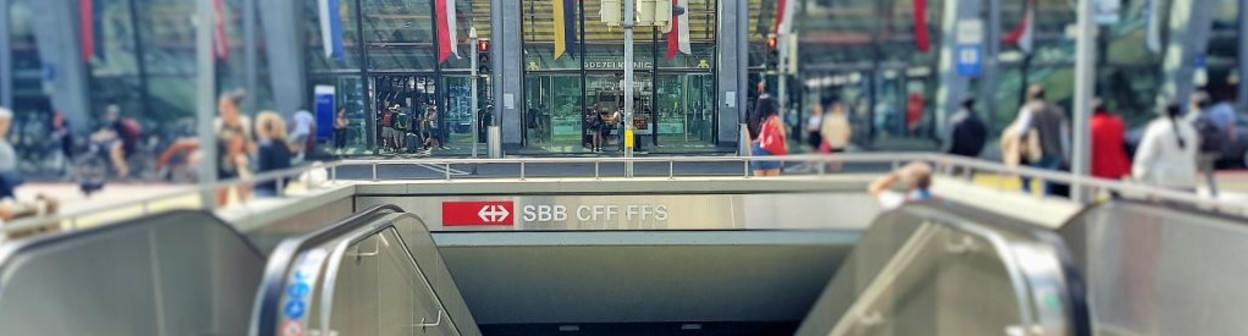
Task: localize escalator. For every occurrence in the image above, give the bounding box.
[252,205,481,336]
[0,210,265,335]
[249,202,1091,336]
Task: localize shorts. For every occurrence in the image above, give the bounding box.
[750,143,782,171]
[383,127,397,138]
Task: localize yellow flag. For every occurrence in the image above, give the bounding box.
[553,0,567,59]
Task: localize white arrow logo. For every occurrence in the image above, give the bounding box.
[478,205,510,223]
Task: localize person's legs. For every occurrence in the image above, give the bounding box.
[109,142,129,178]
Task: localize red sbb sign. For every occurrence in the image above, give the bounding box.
[442,201,515,226]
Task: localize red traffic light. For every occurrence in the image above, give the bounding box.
[477,39,490,53]
[767,35,778,50]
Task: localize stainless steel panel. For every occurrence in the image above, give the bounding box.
[798,205,1080,336]
[0,211,264,336]
[357,193,879,231]
[1060,202,1248,336]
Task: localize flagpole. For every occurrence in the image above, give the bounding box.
[624,0,635,176]
[471,27,479,158]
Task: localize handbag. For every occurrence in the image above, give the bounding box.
[759,117,788,155]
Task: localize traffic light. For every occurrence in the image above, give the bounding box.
[768,35,778,50]
[477,38,490,53]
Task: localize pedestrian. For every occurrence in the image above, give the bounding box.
[805,99,824,151]
[0,108,22,201]
[589,109,606,152]
[1089,99,1131,181]
[215,90,254,207]
[334,108,349,152]
[1186,90,1232,196]
[820,96,852,171]
[290,108,316,161]
[254,111,293,197]
[944,97,987,158]
[748,95,786,177]
[49,111,73,176]
[869,162,933,210]
[1012,85,1069,196]
[1133,101,1199,193]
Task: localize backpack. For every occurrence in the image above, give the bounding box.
[759,117,788,155]
[120,118,143,140]
[1192,113,1226,153]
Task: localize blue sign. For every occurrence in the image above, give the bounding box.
[285,300,307,320]
[314,85,337,142]
[956,45,983,78]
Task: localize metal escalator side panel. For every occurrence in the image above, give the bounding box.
[1059,201,1248,336]
[797,204,1085,336]
[251,204,403,336]
[0,210,264,336]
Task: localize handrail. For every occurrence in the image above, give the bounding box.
[250,204,403,336]
[6,153,1245,237]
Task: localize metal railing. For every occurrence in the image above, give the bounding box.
[4,153,1245,236]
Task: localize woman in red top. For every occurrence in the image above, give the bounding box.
[1089,101,1132,179]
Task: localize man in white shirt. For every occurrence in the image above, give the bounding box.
[291,109,316,160]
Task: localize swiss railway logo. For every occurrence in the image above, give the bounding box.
[443,201,515,226]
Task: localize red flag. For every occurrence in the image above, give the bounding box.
[913,0,930,52]
[1004,0,1035,54]
[774,0,789,33]
[667,0,691,60]
[435,0,459,64]
[80,0,94,62]
[213,0,230,60]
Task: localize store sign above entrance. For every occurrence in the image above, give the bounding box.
[586,61,656,70]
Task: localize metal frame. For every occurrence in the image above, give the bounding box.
[6,153,1246,235]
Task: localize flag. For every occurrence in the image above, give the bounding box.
[213,0,230,60]
[667,0,691,60]
[79,0,95,62]
[436,0,459,63]
[913,0,930,52]
[318,0,346,61]
[774,0,796,35]
[1005,0,1035,54]
[553,0,578,60]
[1144,0,1162,53]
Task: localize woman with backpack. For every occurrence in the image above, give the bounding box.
[748,95,787,177]
[1133,101,1199,192]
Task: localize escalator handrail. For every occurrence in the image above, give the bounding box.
[813,202,1090,336]
[250,204,404,336]
[0,210,264,275]
[912,202,1092,336]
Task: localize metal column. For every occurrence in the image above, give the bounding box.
[259,0,306,116]
[496,0,523,148]
[196,0,218,209]
[933,0,980,140]
[29,0,91,133]
[1161,0,1216,104]
[1071,0,1096,204]
[716,0,747,145]
[471,28,479,158]
[0,0,11,110]
[1239,0,1248,111]
[243,0,258,114]
[981,0,1001,126]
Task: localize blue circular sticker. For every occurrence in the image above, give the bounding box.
[284,300,307,320]
[288,283,310,298]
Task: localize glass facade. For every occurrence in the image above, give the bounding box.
[520,0,719,154]
[4,0,1247,157]
[306,0,493,154]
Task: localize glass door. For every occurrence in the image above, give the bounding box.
[525,74,585,151]
[654,73,715,150]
